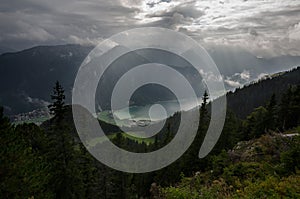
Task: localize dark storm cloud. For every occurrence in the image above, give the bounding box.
[0,0,139,50]
[145,1,204,29]
[0,0,299,57]
[0,0,52,13]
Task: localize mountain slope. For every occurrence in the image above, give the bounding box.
[227,67,300,118]
[0,44,93,114]
[1,44,300,115]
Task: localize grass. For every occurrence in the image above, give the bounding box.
[121,132,155,145]
[87,132,155,147]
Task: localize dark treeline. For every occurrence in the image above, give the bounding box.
[227,66,300,118]
[1,78,300,198]
[161,85,300,198]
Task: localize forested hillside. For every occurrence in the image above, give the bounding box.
[0,45,92,114]
[1,72,300,198]
[227,67,300,118]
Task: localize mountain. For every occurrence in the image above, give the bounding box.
[0,44,93,114]
[207,45,300,90]
[0,44,205,115]
[1,44,300,115]
[227,67,300,118]
[0,46,16,55]
[208,46,300,76]
[94,47,205,111]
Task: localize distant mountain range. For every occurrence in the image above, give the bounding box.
[1,44,300,115]
[0,46,16,55]
[0,44,92,114]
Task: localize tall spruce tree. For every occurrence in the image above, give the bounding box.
[182,90,211,174]
[48,81,66,119]
[278,87,292,130]
[200,90,209,119]
[265,94,277,130]
[47,81,84,198]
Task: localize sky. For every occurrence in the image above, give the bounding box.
[0,0,300,57]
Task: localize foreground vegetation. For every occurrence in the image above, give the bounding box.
[0,80,299,198]
[162,132,300,198]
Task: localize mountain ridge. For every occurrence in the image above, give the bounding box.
[1,44,300,115]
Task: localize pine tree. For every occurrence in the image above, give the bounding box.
[47,82,85,198]
[215,110,240,152]
[265,94,277,130]
[198,90,210,139]
[181,91,211,174]
[200,90,209,119]
[288,85,300,128]
[278,87,292,130]
[243,106,268,139]
[48,81,66,118]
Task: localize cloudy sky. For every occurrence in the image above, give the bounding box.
[0,0,300,57]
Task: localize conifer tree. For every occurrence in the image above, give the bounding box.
[182,91,211,174]
[47,81,84,198]
[48,81,66,119]
[265,94,277,130]
[278,87,292,130]
[200,90,209,119]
